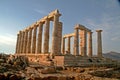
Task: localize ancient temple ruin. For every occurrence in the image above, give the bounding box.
[15,9,106,67]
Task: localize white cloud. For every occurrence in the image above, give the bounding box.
[34,9,48,15]
[111,36,120,41]
[0,34,16,46]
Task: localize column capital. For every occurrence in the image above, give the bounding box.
[96,30,102,32]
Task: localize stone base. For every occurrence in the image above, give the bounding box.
[54,55,116,67]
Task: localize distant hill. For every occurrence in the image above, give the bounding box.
[103,51,120,61]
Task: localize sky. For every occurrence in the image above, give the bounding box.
[0,0,120,55]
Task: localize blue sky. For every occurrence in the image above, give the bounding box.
[0,0,120,54]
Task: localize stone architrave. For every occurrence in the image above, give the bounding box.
[43,18,50,53]
[74,26,79,56]
[21,31,25,53]
[62,37,65,54]
[88,31,93,57]
[67,36,71,53]
[57,22,62,54]
[32,25,37,53]
[51,10,61,56]
[37,23,43,53]
[96,30,103,58]
[23,29,28,53]
[15,33,20,54]
[27,27,33,53]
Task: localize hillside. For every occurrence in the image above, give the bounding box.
[103,51,120,61]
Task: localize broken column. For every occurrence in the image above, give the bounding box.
[96,30,103,58]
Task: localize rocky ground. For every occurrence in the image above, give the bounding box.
[0,54,120,80]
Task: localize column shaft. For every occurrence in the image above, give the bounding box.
[43,19,50,53]
[27,28,32,53]
[62,37,65,54]
[15,33,20,54]
[37,23,43,53]
[51,12,60,56]
[74,28,79,55]
[32,26,37,53]
[58,22,62,54]
[23,30,28,53]
[96,30,103,58]
[20,31,25,53]
[67,37,71,53]
[18,31,22,53]
[81,30,87,56]
[88,32,92,57]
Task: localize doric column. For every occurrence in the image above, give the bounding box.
[15,32,20,54]
[81,30,87,56]
[21,31,25,53]
[96,30,103,58]
[27,27,33,53]
[43,18,50,53]
[23,29,28,53]
[67,36,71,53]
[51,10,61,56]
[88,31,93,57]
[74,26,79,56]
[62,37,65,54]
[32,25,37,53]
[37,23,43,53]
[58,22,62,54]
[18,31,22,53]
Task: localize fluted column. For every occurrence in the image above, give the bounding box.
[81,30,87,56]
[74,27,79,56]
[51,10,61,56]
[21,31,25,53]
[23,29,28,53]
[37,23,43,53]
[88,31,93,57]
[96,30,103,58]
[62,37,65,54]
[27,27,33,53]
[32,26,37,53]
[43,18,50,53]
[18,31,22,53]
[15,33,20,54]
[58,22,62,54]
[67,36,71,53]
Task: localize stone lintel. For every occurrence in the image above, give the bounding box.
[96,30,102,32]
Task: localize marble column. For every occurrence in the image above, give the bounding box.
[88,31,93,57]
[27,27,33,53]
[32,26,37,53]
[51,10,61,56]
[23,29,28,53]
[21,31,25,53]
[58,22,62,54]
[15,33,20,54]
[81,30,87,56]
[43,18,50,53]
[74,27,79,56]
[18,31,22,54]
[79,31,83,55]
[37,23,43,53]
[62,37,65,54]
[96,30,103,58]
[67,36,71,53]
